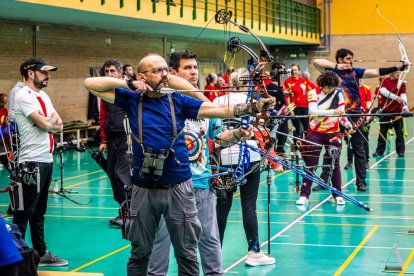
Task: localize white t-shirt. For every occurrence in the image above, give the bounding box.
[8,81,25,123]
[213,93,261,165]
[15,86,56,163]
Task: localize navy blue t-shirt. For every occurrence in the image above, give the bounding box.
[114,88,203,187]
[332,67,365,113]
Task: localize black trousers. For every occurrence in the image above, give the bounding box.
[216,161,261,251]
[291,107,309,149]
[347,126,370,164]
[107,133,132,205]
[13,162,53,257]
[375,116,405,155]
[349,119,367,186]
[275,119,289,154]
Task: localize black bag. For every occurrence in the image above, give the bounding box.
[16,249,39,276]
[7,223,40,276]
[9,177,24,211]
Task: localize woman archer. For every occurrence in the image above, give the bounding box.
[296,71,354,206]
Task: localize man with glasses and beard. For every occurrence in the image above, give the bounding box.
[12,58,68,266]
[84,53,275,276]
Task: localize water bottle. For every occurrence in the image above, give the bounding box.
[53,180,59,193]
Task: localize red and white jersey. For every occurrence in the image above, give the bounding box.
[283,76,311,108]
[14,86,56,163]
[378,77,406,113]
[359,84,372,112]
[307,88,350,134]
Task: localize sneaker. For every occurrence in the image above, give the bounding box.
[344,163,352,170]
[109,215,123,227]
[312,185,327,191]
[398,153,405,158]
[39,251,68,267]
[335,196,345,205]
[372,152,383,157]
[245,251,276,266]
[357,183,367,192]
[296,196,308,205]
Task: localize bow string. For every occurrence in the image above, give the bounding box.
[215,9,276,182]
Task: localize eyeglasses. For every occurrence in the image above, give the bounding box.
[141,67,171,75]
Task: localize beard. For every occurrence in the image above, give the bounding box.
[34,74,48,90]
[153,77,169,90]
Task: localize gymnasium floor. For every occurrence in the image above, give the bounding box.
[1,118,414,275]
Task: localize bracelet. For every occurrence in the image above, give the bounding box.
[126,79,136,90]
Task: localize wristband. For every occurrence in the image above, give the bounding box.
[379,66,398,76]
[126,79,136,90]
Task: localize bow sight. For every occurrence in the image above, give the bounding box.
[215,9,274,63]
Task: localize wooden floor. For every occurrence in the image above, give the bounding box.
[1,118,414,275]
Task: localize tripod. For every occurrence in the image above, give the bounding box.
[54,145,77,194]
[51,145,92,205]
[265,162,272,256]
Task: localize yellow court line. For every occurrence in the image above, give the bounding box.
[48,205,118,210]
[399,248,414,275]
[65,176,108,188]
[45,214,114,219]
[49,193,113,197]
[252,198,414,205]
[301,221,403,228]
[333,225,379,276]
[233,210,414,219]
[63,170,103,181]
[226,220,414,229]
[0,204,118,210]
[71,244,131,272]
[256,191,414,197]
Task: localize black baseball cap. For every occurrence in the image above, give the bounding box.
[20,58,57,76]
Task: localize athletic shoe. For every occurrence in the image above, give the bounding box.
[335,197,345,205]
[39,251,68,267]
[245,251,276,266]
[296,196,308,205]
[344,163,352,170]
[372,152,383,157]
[109,215,123,227]
[357,183,367,191]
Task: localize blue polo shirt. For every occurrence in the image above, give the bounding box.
[115,89,203,187]
[332,67,365,113]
